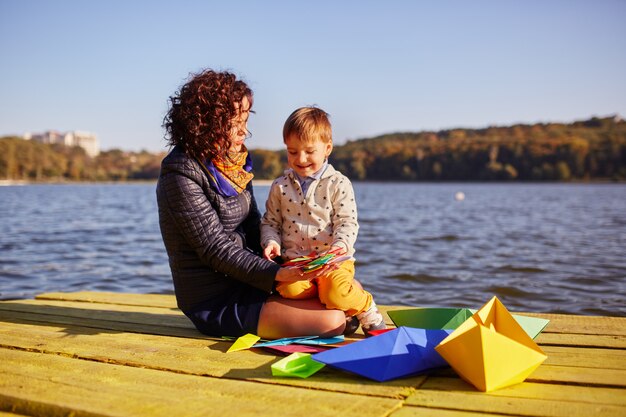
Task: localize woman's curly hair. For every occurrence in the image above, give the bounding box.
[163,69,253,161]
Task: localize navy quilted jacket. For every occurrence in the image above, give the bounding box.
[156,146,279,312]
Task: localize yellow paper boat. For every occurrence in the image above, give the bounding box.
[435,296,547,392]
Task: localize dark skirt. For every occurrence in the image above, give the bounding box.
[184,285,270,337]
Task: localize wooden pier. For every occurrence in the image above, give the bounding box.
[0,291,624,416]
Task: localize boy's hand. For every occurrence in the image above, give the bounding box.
[327,245,347,256]
[263,241,281,261]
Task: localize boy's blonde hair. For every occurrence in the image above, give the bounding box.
[283,106,332,144]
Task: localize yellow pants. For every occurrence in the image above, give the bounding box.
[276,260,372,316]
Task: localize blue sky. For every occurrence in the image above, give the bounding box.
[1,1,625,152]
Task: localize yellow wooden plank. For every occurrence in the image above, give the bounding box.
[33,293,626,336]
[391,407,508,417]
[542,345,626,370]
[430,361,626,388]
[0,412,29,417]
[513,312,626,336]
[0,348,402,417]
[0,298,192,328]
[36,291,178,309]
[420,376,626,405]
[4,298,183,317]
[0,308,202,339]
[529,364,626,387]
[423,347,626,386]
[404,377,626,417]
[0,319,421,399]
[535,332,626,349]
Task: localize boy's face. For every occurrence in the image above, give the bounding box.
[285,134,332,178]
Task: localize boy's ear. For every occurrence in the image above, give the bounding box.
[325,141,333,156]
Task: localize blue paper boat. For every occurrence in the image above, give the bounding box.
[312,327,452,382]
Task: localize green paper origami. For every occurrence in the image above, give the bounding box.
[388,307,549,339]
[271,352,325,378]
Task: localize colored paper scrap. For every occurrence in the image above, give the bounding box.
[366,328,395,337]
[254,336,318,348]
[262,344,330,356]
[271,352,325,378]
[282,248,352,274]
[388,307,549,339]
[297,335,345,345]
[253,335,344,348]
[227,333,260,353]
[312,327,452,382]
[508,314,550,339]
[435,296,548,392]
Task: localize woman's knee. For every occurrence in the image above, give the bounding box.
[257,297,345,338]
[322,309,347,334]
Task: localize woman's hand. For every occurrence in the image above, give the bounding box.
[263,241,281,261]
[275,263,335,283]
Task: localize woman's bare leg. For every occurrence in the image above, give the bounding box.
[257,295,346,339]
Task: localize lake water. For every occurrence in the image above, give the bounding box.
[0,182,624,317]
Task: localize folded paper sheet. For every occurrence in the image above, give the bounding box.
[226,333,261,353]
[262,344,330,356]
[388,307,549,339]
[271,352,325,378]
[253,336,317,348]
[312,327,452,382]
[435,296,548,392]
[254,335,344,348]
[297,336,345,345]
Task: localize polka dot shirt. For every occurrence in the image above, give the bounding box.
[261,164,359,260]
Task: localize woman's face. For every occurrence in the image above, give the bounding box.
[229,95,251,153]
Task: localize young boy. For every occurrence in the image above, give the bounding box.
[260,106,386,336]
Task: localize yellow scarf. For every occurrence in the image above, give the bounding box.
[211,146,254,194]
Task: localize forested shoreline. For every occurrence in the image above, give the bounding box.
[1,116,625,182]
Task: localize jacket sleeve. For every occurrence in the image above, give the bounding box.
[240,181,263,255]
[260,180,283,249]
[330,175,359,252]
[159,166,279,293]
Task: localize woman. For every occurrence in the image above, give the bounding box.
[157,69,347,338]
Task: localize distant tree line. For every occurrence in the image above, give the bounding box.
[1,116,625,182]
[0,137,165,181]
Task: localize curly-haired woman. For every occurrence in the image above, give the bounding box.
[157,69,347,339]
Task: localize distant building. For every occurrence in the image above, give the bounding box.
[25,130,100,157]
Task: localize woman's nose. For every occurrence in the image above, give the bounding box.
[236,124,248,138]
